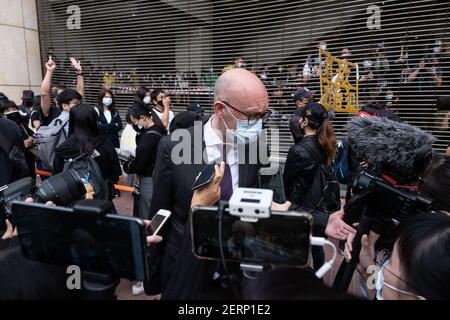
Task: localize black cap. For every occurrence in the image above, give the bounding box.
[187,102,204,114]
[170,111,201,133]
[299,102,328,125]
[21,90,34,101]
[293,88,314,103]
[0,92,9,108]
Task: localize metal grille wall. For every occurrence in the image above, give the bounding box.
[36,0,450,157]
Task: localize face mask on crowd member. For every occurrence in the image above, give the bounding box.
[150,89,165,109]
[4,110,21,124]
[103,97,113,107]
[143,96,151,105]
[374,213,450,300]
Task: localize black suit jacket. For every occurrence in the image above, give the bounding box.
[145,123,266,297]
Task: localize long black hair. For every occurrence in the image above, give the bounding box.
[129,100,167,135]
[397,213,450,300]
[419,154,450,212]
[69,104,101,155]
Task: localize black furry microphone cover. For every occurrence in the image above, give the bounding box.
[347,117,436,180]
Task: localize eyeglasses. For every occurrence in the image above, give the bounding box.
[376,259,425,300]
[221,101,271,124]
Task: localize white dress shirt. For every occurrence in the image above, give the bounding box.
[203,117,239,192]
[154,109,175,131]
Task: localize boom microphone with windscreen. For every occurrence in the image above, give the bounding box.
[347,116,436,183]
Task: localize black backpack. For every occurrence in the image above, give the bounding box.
[63,152,109,200]
[0,132,29,183]
[302,143,341,213]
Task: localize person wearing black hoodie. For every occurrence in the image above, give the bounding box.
[53,104,122,203]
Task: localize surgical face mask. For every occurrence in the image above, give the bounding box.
[102,97,113,107]
[132,123,146,133]
[385,94,394,101]
[222,107,263,144]
[375,259,423,300]
[320,44,327,51]
[143,96,152,105]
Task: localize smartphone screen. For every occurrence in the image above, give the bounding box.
[149,210,171,235]
[12,202,149,281]
[192,163,216,191]
[190,208,312,267]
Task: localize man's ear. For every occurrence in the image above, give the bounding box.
[214,102,225,119]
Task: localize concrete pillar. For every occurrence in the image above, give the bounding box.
[0,0,42,103]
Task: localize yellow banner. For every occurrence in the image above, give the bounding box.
[319,49,359,113]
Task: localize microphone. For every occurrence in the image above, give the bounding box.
[347,117,436,183]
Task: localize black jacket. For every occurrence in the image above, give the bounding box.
[53,135,122,200]
[146,124,266,299]
[124,126,164,177]
[97,109,123,148]
[0,118,26,186]
[283,135,331,235]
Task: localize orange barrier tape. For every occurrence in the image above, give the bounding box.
[36,170,135,193]
[36,170,52,177]
[114,185,135,193]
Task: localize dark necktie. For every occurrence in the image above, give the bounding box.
[220,144,233,201]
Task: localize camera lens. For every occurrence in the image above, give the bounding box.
[35,169,86,205]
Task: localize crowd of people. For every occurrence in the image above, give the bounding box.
[0,51,449,301]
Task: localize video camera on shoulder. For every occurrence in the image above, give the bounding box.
[350,171,434,223]
[11,200,149,282]
[190,188,313,270]
[0,169,87,223]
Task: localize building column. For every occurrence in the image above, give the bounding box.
[0,0,42,103]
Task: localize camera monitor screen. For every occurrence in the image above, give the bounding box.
[191,208,312,267]
[12,202,149,281]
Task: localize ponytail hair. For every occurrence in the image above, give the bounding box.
[317,119,337,166]
[129,100,167,135]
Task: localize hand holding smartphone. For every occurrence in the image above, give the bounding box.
[191,163,216,191]
[148,209,171,236]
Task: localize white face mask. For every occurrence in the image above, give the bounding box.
[375,259,424,300]
[143,96,152,105]
[102,97,113,107]
[320,45,327,51]
[222,106,263,145]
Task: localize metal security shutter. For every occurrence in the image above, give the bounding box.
[36,0,450,158]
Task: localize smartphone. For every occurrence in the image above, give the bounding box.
[149,209,171,235]
[258,168,286,204]
[12,202,149,281]
[192,163,216,191]
[190,207,313,268]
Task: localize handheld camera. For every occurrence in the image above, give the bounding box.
[0,170,87,223]
[11,200,149,281]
